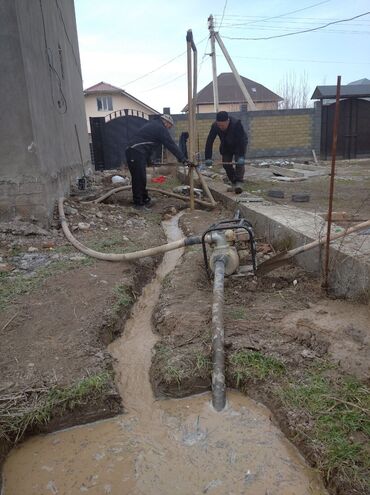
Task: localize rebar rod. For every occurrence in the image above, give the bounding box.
[324,75,341,289]
[212,258,226,411]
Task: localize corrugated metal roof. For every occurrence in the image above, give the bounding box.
[182,72,282,111]
[311,84,370,99]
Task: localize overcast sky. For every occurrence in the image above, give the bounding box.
[74,0,370,113]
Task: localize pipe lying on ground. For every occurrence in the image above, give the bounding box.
[58,197,201,261]
[82,186,216,209]
[211,256,227,412]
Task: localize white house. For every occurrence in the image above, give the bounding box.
[84,81,159,133]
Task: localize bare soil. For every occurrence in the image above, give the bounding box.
[214,158,370,222]
[1,168,369,494]
[0,179,190,469]
[151,209,370,495]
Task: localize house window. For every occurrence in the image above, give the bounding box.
[97,95,113,111]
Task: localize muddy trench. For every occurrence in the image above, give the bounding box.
[2,211,331,495]
[1,200,369,494]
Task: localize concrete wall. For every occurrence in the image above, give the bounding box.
[171,107,318,160]
[0,0,90,225]
[85,93,158,133]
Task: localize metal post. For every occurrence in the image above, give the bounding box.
[208,15,219,113]
[214,32,256,111]
[324,75,341,289]
[186,31,195,210]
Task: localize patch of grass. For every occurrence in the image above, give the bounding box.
[0,258,93,310]
[229,350,285,386]
[151,176,181,192]
[112,284,134,313]
[194,351,212,373]
[280,370,370,490]
[0,372,111,444]
[164,364,185,387]
[226,306,246,320]
[89,231,127,254]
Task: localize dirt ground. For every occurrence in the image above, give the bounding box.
[212,157,370,223]
[0,177,190,467]
[151,209,370,495]
[1,168,369,494]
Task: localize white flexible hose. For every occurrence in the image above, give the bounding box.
[58,197,195,261]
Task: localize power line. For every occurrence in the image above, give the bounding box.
[122,36,208,88]
[219,54,370,65]
[222,11,370,40]
[122,51,186,87]
[214,0,331,28]
[218,0,228,31]
[141,73,186,92]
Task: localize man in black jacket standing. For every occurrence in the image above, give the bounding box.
[204,111,248,194]
[126,114,192,209]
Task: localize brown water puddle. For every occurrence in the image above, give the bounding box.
[3,215,327,495]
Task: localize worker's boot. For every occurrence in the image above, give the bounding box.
[234,181,243,194]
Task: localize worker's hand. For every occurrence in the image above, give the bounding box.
[236,157,245,166]
[205,159,213,167]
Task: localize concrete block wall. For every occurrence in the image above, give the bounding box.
[0,0,90,225]
[171,108,317,161]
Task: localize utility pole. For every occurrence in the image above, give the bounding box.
[208,15,219,112]
[214,32,256,111]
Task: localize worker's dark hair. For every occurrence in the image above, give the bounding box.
[216,111,229,122]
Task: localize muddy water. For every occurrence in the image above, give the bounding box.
[3,215,327,495]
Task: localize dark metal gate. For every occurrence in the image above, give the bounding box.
[321,98,370,159]
[90,110,153,170]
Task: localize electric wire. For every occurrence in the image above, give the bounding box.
[121,36,208,88]
[39,0,67,114]
[218,0,228,31]
[54,0,83,79]
[214,0,331,27]
[222,11,370,40]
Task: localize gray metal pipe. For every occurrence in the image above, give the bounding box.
[211,257,226,411]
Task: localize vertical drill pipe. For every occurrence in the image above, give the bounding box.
[186,32,195,211]
[212,258,226,411]
[324,75,341,289]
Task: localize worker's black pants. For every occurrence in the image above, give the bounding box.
[222,153,245,184]
[125,148,150,206]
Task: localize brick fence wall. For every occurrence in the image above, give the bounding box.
[170,107,318,160]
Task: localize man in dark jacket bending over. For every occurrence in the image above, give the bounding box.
[126,114,192,209]
[204,111,248,194]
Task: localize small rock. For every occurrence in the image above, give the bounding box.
[78,222,90,230]
[0,263,15,273]
[293,279,298,286]
[42,241,56,249]
[301,349,316,359]
[95,212,103,219]
[170,207,177,214]
[28,246,39,253]
[64,205,78,216]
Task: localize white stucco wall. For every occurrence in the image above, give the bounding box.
[85,93,157,132]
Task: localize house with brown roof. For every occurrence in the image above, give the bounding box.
[182,72,282,113]
[84,81,159,133]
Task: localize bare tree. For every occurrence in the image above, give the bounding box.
[277,71,311,109]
